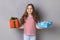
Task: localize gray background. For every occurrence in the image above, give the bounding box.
[0,0,60,40]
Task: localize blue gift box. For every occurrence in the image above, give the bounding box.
[37,21,52,28]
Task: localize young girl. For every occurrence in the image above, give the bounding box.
[20,3,39,40]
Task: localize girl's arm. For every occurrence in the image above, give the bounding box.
[19,23,25,29]
[36,23,43,29]
[19,25,24,29]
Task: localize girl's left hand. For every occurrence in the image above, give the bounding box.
[36,23,43,29]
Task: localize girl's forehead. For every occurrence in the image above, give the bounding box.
[27,5,32,8]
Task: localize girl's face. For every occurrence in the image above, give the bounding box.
[27,5,33,14]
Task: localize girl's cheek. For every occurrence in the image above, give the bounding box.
[27,9,28,12]
[31,9,33,12]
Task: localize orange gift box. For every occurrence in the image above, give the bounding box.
[10,17,19,28]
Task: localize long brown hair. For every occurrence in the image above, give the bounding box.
[20,3,39,26]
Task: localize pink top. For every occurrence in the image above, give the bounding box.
[24,16,36,35]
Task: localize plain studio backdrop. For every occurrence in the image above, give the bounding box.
[0,0,60,40]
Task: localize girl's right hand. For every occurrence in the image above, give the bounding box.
[19,25,24,29]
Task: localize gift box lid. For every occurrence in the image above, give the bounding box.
[10,17,17,20]
[37,21,53,28]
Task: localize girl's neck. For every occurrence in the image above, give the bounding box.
[28,14,33,17]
